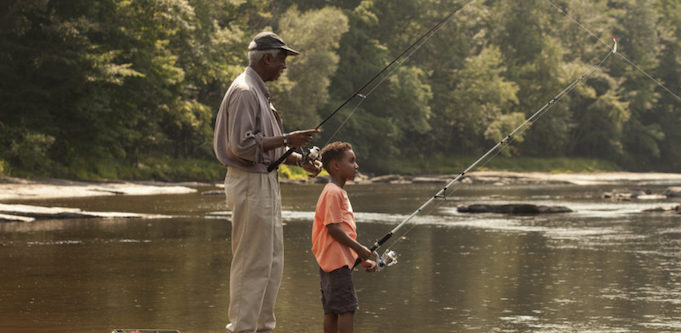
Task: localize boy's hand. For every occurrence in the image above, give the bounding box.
[360,260,378,272]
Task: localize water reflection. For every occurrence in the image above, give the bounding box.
[0,183,680,332]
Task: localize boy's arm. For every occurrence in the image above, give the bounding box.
[326,223,373,261]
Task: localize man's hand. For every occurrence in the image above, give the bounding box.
[303,159,323,177]
[286,128,320,148]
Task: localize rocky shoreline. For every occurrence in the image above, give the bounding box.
[0,203,167,222]
[4,172,681,201]
[282,171,681,186]
[642,205,681,214]
[2,173,680,221]
[0,176,198,201]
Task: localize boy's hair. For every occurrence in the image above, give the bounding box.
[321,141,353,173]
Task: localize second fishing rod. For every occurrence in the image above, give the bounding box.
[354,36,619,270]
[267,0,475,172]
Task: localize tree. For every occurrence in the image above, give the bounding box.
[490,0,572,156]
[652,0,681,171]
[271,6,349,130]
[613,0,663,170]
[3,0,681,178]
[434,46,519,155]
[569,71,630,160]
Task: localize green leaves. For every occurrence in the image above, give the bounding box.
[439,46,519,153]
[272,6,349,130]
[2,0,681,178]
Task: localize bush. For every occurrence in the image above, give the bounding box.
[8,132,55,173]
[371,154,619,175]
[55,156,225,182]
[279,164,328,180]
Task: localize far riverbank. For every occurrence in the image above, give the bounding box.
[3,171,681,201]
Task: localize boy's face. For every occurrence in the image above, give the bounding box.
[334,149,359,181]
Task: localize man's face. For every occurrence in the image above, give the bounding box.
[264,51,288,81]
[335,149,359,181]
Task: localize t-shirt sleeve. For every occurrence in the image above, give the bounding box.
[322,188,349,226]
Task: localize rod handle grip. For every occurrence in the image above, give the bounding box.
[351,232,392,269]
[352,244,378,269]
[267,147,296,172]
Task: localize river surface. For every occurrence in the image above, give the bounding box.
[1,181,681,332]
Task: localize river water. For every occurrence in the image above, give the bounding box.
[1,180,680,332]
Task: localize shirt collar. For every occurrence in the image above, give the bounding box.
[245,66,271,100]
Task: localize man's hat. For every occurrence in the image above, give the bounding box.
[248,32,300,56]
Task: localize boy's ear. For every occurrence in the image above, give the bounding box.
[329,159,338,173]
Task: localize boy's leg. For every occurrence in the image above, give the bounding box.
[323,313,338,333]
[337,312,354,333]
[319,266,358,333]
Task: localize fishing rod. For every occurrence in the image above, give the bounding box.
[267,0,476,172]
[355,37,618,270]
[547,0,681,103]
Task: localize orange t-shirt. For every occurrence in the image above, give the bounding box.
[312,183,358,272]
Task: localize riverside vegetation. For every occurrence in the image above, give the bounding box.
[1,1,680,181]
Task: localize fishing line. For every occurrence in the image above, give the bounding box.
[380,125,525,254]
[356,39,618,268]
[324,37,429,145]
[375,2,681,268]
[267,0,476,171]
[322,0,471,146]
[324,55,406,146]
[547,0,681,102]
[380,107,550,256]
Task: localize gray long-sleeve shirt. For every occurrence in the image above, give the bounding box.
[213,67,285,173]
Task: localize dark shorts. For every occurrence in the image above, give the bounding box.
[319,266,358,314]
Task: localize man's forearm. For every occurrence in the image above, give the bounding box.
[263,135,285,151]
[261,136,302,166]
[284,152,302,166]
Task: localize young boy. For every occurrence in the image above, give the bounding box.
[312,141,377,333]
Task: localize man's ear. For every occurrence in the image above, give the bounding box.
[262,53,272,65]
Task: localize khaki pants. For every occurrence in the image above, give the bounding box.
[224,167,283,333]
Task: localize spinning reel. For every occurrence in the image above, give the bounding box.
[300,146,321,165]
[375,250,398,271]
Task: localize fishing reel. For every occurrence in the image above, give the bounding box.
[299,146,321,166]
[375,250,398,271]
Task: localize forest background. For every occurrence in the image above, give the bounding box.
[1,0,680,181]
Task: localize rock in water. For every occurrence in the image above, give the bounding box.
[664,187,681,198]
[0,214,35,222]
[0,203,165,220]
[457,203,572,214]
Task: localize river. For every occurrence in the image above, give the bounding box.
[1,180,680,332]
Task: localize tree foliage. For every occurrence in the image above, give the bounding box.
[1,0,681,178]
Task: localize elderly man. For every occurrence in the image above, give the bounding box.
[213,32,322,333]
